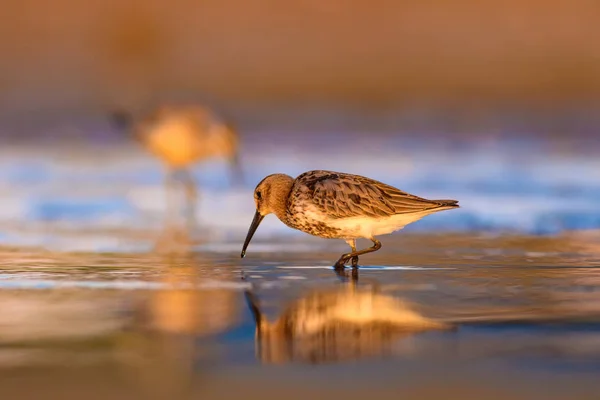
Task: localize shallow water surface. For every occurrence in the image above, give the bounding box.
[0,232,599,400]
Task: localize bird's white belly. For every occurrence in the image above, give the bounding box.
[328,212,430,239]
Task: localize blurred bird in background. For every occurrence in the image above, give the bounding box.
[109,103,243,230]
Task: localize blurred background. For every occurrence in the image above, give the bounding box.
[2,0,600,128]
[1,1,600,399]
[0,0,598,249]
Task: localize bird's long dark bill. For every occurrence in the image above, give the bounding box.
[241,211,264,258]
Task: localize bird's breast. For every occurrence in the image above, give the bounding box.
[285,205,347,239]
[144,121,207,166]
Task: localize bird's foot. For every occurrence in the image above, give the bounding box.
[334,255,360,269]
[334,260,347,270]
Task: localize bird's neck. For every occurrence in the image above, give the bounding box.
[270,180,294,224]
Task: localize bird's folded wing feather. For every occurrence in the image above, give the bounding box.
[304,173,442,219]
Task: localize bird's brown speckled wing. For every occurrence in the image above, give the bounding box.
[293,170,456,219]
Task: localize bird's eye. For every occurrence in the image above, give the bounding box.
[256,191,262,200]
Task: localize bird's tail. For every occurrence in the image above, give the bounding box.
[433,199,459,208]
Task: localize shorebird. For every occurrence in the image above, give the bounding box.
[240,170,459,269]
[110,104,242,227]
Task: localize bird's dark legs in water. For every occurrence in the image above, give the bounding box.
[343,239,360,268]
[177,168,198,232]
[164,168,178,228]
[351,246,359,268]
[163,167,198,233]
[334,239,382,270]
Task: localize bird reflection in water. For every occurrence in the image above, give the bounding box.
[115,254,241,398]
[244,276,452,365]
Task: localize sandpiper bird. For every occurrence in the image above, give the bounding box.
[241,170,459,269]
[110,104,242,226]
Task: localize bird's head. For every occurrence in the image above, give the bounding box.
[241,174,294,258]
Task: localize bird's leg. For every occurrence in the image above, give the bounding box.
[163,167,179,228]
[229,151,244,187]
[334,238,382,269]
[348,239,359,267]
[178,168,199,232]
[334,239,357,270]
